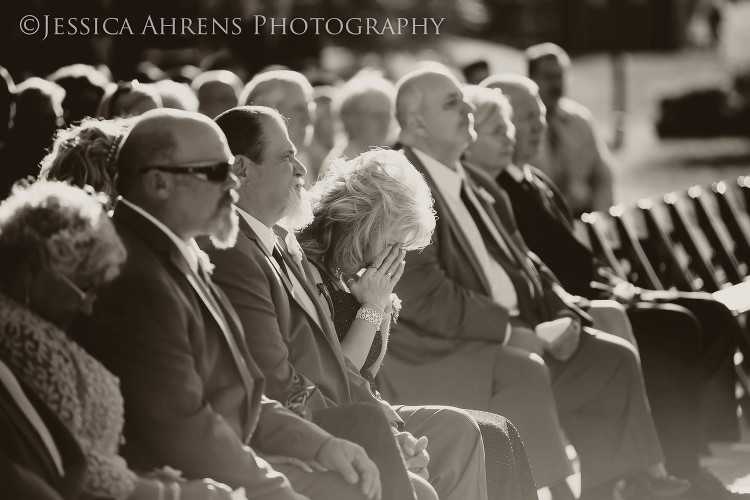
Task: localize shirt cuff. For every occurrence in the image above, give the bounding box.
[501,323,512,346]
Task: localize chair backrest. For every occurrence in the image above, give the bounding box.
[713,181,750,274]
[663,192,723,292]
[687,185,744,284]
[608,205,664,290]
[580,211,628,280]
[634,198,700,291]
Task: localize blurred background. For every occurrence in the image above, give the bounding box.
[1,0,748,206]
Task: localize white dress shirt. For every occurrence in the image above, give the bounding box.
[414,149,520,316]
[236,208,323,328]
[0,359,65,475]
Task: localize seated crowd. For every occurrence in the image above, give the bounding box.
[0,43,745,500]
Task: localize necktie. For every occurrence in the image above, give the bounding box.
[523,169,574,232]
[460,181,546,308]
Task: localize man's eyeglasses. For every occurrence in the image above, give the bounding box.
[57,273,97,304]
[138,161,232,183]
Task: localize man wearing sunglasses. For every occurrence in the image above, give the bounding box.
[71,108,386,500]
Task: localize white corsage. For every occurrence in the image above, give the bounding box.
[390,293,402,324]
[196,248,215,276]
[285,232,305,273]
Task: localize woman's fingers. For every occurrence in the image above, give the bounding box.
[384,249,406,278]
[369,244,394,271]
[377,244,402,276]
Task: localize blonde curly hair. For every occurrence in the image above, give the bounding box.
[298,148,435,279]
[0,180,126,286]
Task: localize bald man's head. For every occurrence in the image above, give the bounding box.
[480,74,546,164]
[116,108,232,195]
[239,71,314,149]
[395,68,475,162]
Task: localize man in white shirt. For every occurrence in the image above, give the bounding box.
[526,42,614,216]
[381,67,674,500]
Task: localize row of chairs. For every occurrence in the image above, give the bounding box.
[576,176,750,412]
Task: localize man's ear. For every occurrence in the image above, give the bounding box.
[142,170,171,200]
[232,155,252,186]
[410,111,428,138]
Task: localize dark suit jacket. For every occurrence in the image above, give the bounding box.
[390,148,572,365]
[0,376,86,500]
[203,216,401,425]
[497,165,599,297]
[71,200,330,496]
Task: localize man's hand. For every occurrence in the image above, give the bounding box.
[507,326,546,356]
[545,317,581,361]
[315,438,381,500]
[394,431,430,480]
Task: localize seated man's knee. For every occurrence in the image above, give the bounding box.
[591,329,641,370]
[501,348,551,387]
[428,407,482,443]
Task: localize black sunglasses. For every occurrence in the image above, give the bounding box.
[138,161,232,183]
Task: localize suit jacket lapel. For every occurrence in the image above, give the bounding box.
[241,220,349,378]
[401,147,493,295]
[274,234,346,361]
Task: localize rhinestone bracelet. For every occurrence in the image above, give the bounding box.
[356,306,383,331]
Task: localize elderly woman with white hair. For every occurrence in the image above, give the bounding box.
[297,149,539,500]
[0,181,236,500]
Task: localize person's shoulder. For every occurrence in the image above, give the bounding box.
[558,97,594,122]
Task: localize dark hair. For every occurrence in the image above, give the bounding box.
[214,105,283,163]
[47,64,109,123]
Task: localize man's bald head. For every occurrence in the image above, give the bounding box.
[239,70,313,150]
[395,66,475,164]
[239,70,312,106]
[395,66,460,130]
[480,74,539,111]
[481,74,546,164]
[116,108,231,195]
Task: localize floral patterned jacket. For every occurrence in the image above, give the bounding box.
[0,292,136,499]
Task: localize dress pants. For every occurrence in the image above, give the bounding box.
[488,345,573,488]
[625,303,703,478]
[313,403,417,500]
[395,405,489,500]
[493,328,664,490]
[547,329,664,489]
[668,292,740,444]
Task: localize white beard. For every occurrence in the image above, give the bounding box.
[279,184,314,231]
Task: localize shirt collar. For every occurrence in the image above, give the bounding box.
[505,163,525,182]
[120,198,199,273]
[236,207,275,256]
[412,148,466,200]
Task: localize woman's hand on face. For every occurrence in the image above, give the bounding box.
[349,244,406,310]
